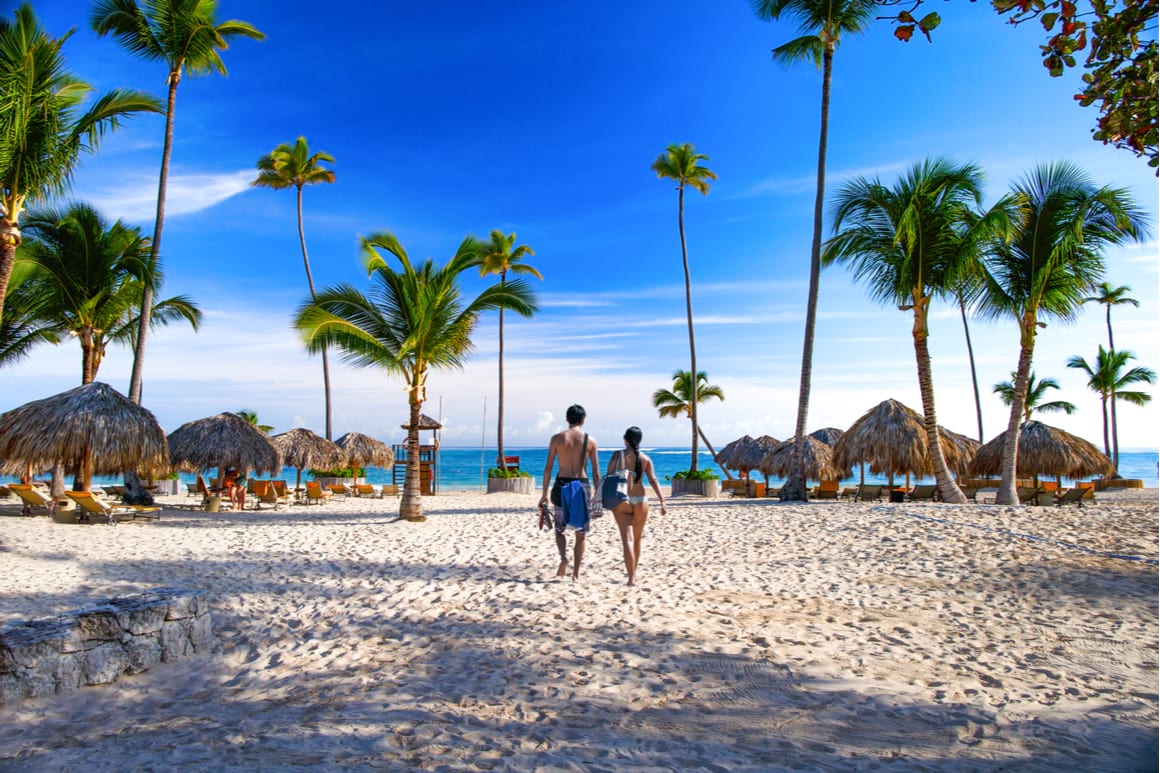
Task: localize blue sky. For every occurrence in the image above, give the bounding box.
[12,1,1158,454]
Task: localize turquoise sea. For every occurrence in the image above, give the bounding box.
[10,448,1158,493]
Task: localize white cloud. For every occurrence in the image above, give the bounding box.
[85,169,255,223]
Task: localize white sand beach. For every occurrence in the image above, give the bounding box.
[0,488,1156,771]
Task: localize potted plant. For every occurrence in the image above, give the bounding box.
[486,467,535,494]
[670,469,721,497]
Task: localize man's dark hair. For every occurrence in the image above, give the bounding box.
[565,404,586,426]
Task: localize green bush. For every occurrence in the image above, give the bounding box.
[672,469,719,481]
[488,467,532,479]
[309,466,365,478]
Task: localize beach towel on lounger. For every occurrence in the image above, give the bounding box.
[559,479,590,533]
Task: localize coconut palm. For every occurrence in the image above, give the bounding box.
[477,229,541,471]
[750,0,876,501]
[294,231,537,522]
[1084,281,1138,353]
[652,370,730,477]
[1067,346,1155,469]
[252,136,337,438]
[992,371,1077,423]
[651,142,716,472]
[18,202,202,385]
[0,3,160,328]
[824,158,1015,504]
[979,162,1148,504]
[91,0,264,405]
[0,264,60,368]
[235,409,273,434]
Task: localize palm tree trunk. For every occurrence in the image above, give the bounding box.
[959,296,984,442]
[296,185,333,439]
[0,215,20,327]
[913,298,966,503]
[783,46,834,503]
[1110,390,1120,472]
[1100,392,1110,457]
[496,303,506,470]
[996,315,1036,504]
[128,74,178,406]
[697,426,733,480]
[677,186,698,472]
[400,386,426,521]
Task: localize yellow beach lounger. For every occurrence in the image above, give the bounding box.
[66,491,161,525]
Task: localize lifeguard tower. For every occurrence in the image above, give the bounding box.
[393,413,441,495]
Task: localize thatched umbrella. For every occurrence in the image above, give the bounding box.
[809,427,845,446]
[270,428,345,490]
[336,432,395,477]
[167,413,281,481]
[0,382,168,492]
[832,399,968,488]
[758,436,852,482]
[969,421,1114,485]
[938,425,981,472]
[717,435,754,470]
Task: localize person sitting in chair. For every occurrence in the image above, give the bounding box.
[224,468,246,511]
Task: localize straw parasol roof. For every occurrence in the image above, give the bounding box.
[717,435,754,469]
[758,436,852,481]
[270,428,344,473]
[809,427,845,446]
[336,432,395,469]
[167,412,281,476]
[832,398,970,478]
[968,421,1114,480]
[733,434,780,471]
[0,382,168,479]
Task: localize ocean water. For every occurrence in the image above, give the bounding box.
[12,448,1158,492]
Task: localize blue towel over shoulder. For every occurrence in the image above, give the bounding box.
[560,480,590,532]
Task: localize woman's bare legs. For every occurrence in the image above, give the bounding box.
[614,502,649,585]
[630,502,648,580]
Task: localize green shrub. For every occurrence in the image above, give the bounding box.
[309,466,365,478]
[672,469,719,481]
[488,468,531,479]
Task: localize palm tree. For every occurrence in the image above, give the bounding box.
[1084,281,1138,353]
[652,370,731,479]
[91,0,264,405]
[992,371,1077,423]
[651,143,716,472]
[0,263,60,368]
[235,409,273,434]
[980,162,1147,504]
[477,230,541,471]
[824,158,1015,504]
[0,3,160,327]
[751,0,876,501]
[294,231,537,521]
[18,202,202,385]
[1067,346,1155,468]
[252,137,337,438]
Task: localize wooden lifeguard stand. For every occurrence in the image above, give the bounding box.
[393,413,441,495]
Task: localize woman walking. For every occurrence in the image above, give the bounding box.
[607,427,666,585]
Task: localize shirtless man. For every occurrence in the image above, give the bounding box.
[540,404,600,580]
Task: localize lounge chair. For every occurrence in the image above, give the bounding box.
[1054,488,1086,507]
[8,484,56,515]
[305,481,331,505]
[909,484,937,502]
[327,484,351,499]
[354,484,382,499]
[252,480,291,510]
[856,484,883,502]
[270,480,298,504]
[1017,487,1040,505]
[960,487,979,502]
[185,482,201,499]
[0,485,9,499]
[814,480,840,500]
[66,490,160,525]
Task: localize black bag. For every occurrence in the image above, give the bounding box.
[601,451,629,510]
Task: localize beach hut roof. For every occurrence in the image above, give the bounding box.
[831,398,970,477]
[809,427,845,446]
[758,436,851,481]
[717,435,753,470]
[733,434,780,471]
[968,421,1114,479]
[400,414,442,431]
[336,432,395,468]
[167,412,281,475]
[270,428,345,472]
[0,382,168,478]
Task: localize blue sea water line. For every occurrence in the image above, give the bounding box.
[10,448,1158,492]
